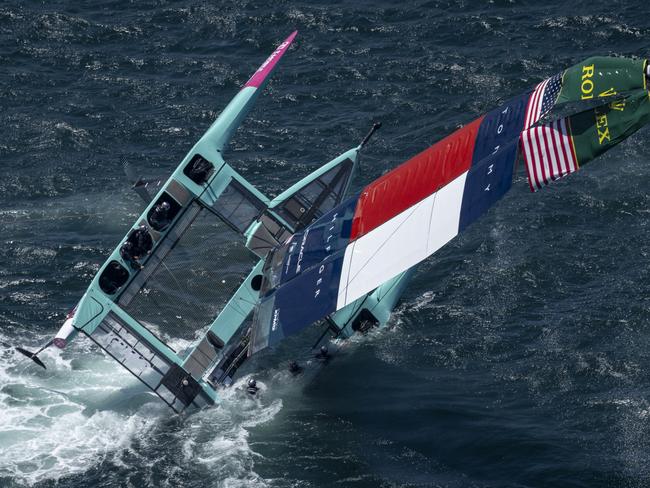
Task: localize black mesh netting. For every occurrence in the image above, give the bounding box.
[119,204,254,345]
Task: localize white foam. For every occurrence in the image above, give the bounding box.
[182,379,282,488]
[0,335,161,485]
[0,331,283,486]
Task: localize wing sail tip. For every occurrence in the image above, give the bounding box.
[243,30,298,89]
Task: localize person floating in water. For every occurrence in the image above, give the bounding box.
[120,225,153,270]
[149,201,172,231]
[315,345,329,363]
[246,378,259,395]
[288,360,303,375]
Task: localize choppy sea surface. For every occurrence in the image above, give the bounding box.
[2,1,650,487]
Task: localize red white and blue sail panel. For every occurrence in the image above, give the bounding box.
[249,90,538,353]
[521,117,579,191]
[338,92,531,308]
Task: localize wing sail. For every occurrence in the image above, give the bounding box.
[249,93,528,354]
[249,56,650,355]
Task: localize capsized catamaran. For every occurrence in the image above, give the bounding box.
[17,37,650,413]
[16,32,390,412]
[17,31,385,412]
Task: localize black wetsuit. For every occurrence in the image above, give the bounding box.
[315,347,330,363]
[149,204,171,231]
[120,240,142,269]
[288,361,303,375]
[130,228,153,254]
[120,228,153,269]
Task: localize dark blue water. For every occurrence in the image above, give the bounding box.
[2,1,650,487]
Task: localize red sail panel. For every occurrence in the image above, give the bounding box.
[349,116,484,241]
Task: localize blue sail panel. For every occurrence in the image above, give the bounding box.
[251,252,347,353]
[277,196,357,285]
[458,92,529,231]
[458,141,518,231]
[470,92,529,165]
[249,198,358,354]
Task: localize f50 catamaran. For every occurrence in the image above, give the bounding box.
[18,32,650,413]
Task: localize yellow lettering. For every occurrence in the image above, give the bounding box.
[594,107,611,145]
[581,79,594,99]
[598,126,611,145]
[599,87,617,97]
[581,64,595,100]
[609,99,626,111]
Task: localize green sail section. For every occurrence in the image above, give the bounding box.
[570,90,650,167]
[556,56,647,105]
[520,90,650,191]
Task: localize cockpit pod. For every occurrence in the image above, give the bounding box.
[183,154,215,185]
[98,260,130,295]
[147,191,182,232]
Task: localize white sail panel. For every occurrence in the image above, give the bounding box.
[337,172,467,309]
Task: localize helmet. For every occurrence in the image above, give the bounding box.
[320,345,328,355]
[247,378,257,388]
[160,201,171,210]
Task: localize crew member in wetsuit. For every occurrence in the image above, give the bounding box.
[120,225,153,270]
[149,201,172,231]
[288,360,302,375]
[247,378,259,395]
[315,345,329,362]
[120,240,142,270]
[132,224,153,252]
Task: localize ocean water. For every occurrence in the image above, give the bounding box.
[1,1,650,487]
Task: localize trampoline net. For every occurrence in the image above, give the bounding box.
[118,202,255,347]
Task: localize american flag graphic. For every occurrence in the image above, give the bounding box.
[524,73,562,129]
[520,117,578,191]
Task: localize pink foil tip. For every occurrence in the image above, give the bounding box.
[244,31,298,88]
